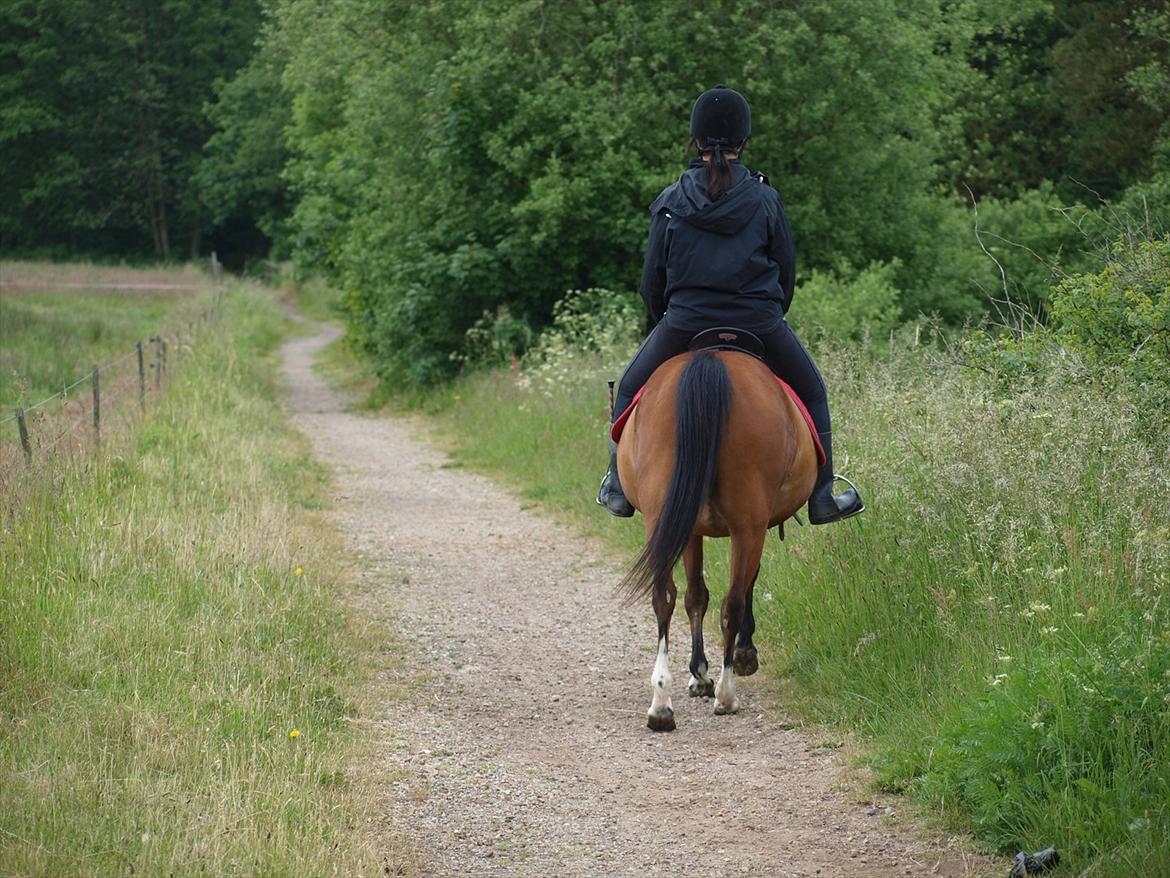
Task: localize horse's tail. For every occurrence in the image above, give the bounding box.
[621,351,731,605]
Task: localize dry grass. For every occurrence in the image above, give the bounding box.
[0,259,207,290]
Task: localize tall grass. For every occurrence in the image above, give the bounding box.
[0,261,211,411]
[415,299,1169,875]
[0,282,392,876]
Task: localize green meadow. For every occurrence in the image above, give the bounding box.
[0,279,400,876]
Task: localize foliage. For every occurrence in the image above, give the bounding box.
[1048,238,1170,387]
[962,235,1170,424]
[944,0,1169,201]
[513,288,642,398]
[0,0,262,258]
[788,259,902,343]
[0,281,390,875]
[197,35,292,260]
[267,0,1002,384]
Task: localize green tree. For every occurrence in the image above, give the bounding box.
[0,0,261,257]
[272,0,976,383]
[198,32,292,261]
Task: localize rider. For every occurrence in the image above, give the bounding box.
[597,85,864,525]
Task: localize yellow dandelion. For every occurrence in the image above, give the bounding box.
[289,729,301,738]
[294,567,304,577]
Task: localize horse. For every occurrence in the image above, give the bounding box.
[615,346,818,731]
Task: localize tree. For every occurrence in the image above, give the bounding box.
[0,0,262,257]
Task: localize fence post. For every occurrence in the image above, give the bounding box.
[16,407,31,464]
[91,365,100,446]
[137,341,146,409]
[153,336,162,391]
[161,338,168,380]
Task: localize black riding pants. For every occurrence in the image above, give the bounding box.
[611,316,831,436]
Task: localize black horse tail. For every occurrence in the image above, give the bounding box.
[621,351,731,605]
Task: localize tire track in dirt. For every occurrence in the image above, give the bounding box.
[281,323,995,878]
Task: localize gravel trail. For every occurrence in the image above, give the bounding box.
[281,323,994,878]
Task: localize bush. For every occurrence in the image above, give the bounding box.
[788,259,902,343]
[1048,237,1170,387]
[516,288,642,400]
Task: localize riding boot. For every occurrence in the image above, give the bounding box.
[808,430,865,524]
[597,442,634,518]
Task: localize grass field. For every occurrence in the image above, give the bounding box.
[395,318,1170,876]
[0,276,403,876]
[0,262,210,412]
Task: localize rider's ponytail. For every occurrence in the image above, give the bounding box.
[707,147,734,200]
[690,138,736,200]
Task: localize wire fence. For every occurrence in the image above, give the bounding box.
[0,286,227,495]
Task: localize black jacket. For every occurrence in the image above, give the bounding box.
[639,161,795,333]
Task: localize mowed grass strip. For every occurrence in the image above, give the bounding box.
[0,282,391,876]
[401,327,1169,874]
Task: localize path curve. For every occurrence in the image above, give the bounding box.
[281,323,992,878]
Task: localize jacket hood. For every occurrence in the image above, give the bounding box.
[650,162,760,235]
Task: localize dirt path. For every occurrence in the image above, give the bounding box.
[281,323,995,878]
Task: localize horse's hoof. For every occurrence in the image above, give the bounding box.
[733,647,758,677]
[688,678,715,698]
[647,708,676,732]
[713,699,740,716]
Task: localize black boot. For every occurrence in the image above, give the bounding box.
[808,431,864,524]
[597,443,634,517]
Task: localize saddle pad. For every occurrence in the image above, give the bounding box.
[611,377,826,466]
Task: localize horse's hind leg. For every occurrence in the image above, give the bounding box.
[683,536,714,698]
[733,569,760,677]
[646,555,678,732]
[714,530,765,715]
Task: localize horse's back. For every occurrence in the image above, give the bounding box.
[715,354,816,531]
[619,351,816,535]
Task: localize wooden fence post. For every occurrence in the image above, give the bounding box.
[137,341,146,409]
[153,336,162,391]
[91,365,100,446]
[16,407,31,464]
[161,338,168,380]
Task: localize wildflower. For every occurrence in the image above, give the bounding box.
[1031,721,1044,730]
[1073,612,1085,618]
[997,655,1013,663]
[990,673,1008,687]
[294,567,304,577]
[289,729,301,738]
[1040,626,1060,635]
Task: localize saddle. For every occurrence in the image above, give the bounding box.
[611,328,826,466]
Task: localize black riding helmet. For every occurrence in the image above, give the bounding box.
[689,85,751,151]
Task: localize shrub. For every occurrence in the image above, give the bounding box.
[788,259,902,343]
[1048,237,1170,388]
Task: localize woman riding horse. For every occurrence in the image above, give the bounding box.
[598,85,864,525]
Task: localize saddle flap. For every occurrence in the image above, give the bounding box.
[687,326,765,360]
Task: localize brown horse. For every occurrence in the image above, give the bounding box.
[617,349,818,731]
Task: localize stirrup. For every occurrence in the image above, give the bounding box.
[597,471,634,518]
[809,473,865,524]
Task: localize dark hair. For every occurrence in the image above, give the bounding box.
[689,138,739,200]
